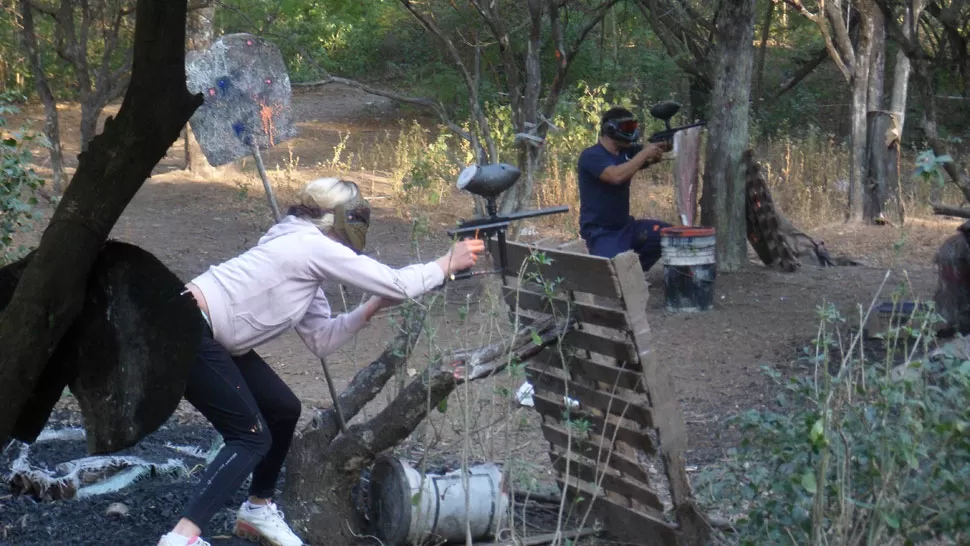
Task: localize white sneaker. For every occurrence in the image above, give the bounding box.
[233,501,304,546]
[157,533,211,546]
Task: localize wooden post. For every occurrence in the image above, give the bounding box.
[864,110,901,224]
[611,250,711,545]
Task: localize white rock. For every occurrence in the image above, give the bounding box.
[105,502,129,518]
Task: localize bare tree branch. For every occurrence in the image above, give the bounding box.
[634,0,714,89]
[824,0,857,71]
[874,0,932,60]
[469,0,524,123]
[398,0,498,162]
[784,0,854,80]
[542,0,621,120]
[775,47,830,97]
[305,306,427,445]
[355,315,571,455]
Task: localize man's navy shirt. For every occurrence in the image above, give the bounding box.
[577,142,639,232]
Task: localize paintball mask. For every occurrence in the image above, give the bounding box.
[602,116,640,144]
[331,193,371,254]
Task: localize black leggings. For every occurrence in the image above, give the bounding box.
[181,326,302,530]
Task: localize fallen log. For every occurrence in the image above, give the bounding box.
[931,201,970,219]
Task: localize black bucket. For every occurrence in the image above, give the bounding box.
[660,226,716,312]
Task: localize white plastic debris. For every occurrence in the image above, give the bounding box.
[515,381,579,409]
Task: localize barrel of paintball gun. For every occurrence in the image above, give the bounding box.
[446,205,570,238]
[648,120,707,143]
[445,204,570,281]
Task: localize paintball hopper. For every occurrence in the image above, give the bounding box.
[650,100,682,130]
[457,163,521,199]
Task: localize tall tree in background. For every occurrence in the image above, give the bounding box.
[877,0,970,203]
[700,0,757,272]
[785,0,880,222]
[18,0,67,192]
[633,0,716,119]
[183,0,215,174]
[397,0,619,214]
[26,0,136,153]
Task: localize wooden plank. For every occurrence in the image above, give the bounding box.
[502,285,631,331]
[561,328,638,361]
[515,313,636,361]
[611,251,709,542]
[534,348,644,388]
[557,478,679,546]
[549,452,664,511]
[540,422,649,484]
[526,366,653,425]
[488,238,622,298]
[531,393,655,453]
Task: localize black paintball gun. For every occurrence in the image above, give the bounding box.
[446,163,569,281]
[645,100,706,143]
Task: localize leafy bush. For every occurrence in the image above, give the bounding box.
[696,300,970,545]
[0,92,45,263]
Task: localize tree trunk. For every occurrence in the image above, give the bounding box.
[19,0,67,193]
[867,6,886,112]
[847,1,875,222]
[700,0,756,272]
[79,99,102,154]
[754,0,775,109]
[863,110,898,222]
[0,0,201,446]
[184,2,214,173]
[889,0,925,133]
[862,2,888,224]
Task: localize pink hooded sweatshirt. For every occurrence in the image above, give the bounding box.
[190,215,445,358]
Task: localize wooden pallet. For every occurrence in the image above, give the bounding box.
[488,238,711,546]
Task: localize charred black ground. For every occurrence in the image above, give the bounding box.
[0,410,265,546]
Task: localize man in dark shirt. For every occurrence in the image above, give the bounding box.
[577,106,672,272]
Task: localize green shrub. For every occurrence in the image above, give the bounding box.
[0,92,45,264]
[696,301,970,545]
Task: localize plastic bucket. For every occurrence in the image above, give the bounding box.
[367,454,509,545]
[660,226,716,312]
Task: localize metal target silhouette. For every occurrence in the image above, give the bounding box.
[186,33,297,167]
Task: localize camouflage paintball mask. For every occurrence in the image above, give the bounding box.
[331,192,371,254]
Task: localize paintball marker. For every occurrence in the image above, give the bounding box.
[646,100,706,143]
[446,163,569,281]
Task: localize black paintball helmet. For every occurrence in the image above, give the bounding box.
[600,107,640,143]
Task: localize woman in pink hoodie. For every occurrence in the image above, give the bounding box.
[156,178,485,546]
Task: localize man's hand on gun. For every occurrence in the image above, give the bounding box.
[641,141,672,163]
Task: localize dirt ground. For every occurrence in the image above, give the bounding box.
[1,84,962,544]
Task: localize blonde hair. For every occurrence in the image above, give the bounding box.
[294,177,360,230]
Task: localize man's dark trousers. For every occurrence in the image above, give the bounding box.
[582,218,671,272]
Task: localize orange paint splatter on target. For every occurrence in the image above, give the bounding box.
[258,100,282,147]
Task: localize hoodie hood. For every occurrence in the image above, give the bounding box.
[258,215,320,245]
